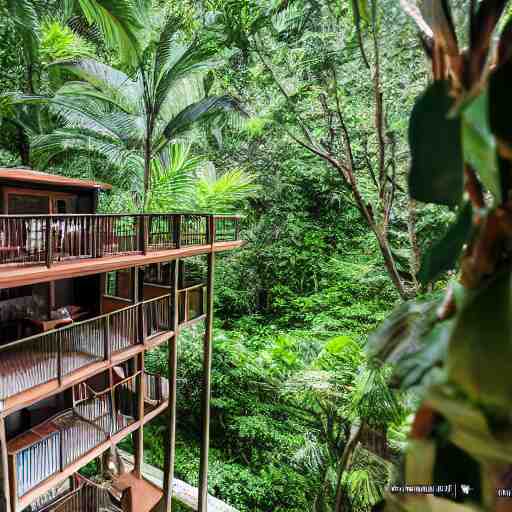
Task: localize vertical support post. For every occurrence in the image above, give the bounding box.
[206,216,214,245]
[104,315,111,362]
[57,331,63,386]
[45,216,53,268]
[173,215,182,249]
[139,215,148,255]
[0,417,12,512]
[134,267,145,344]
[134,354,145,478]
[134,265,146,478]
[198,251,215,512]
[92,216,98,259]
[163,259,179,511]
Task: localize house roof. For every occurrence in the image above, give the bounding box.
[0,168,112,191]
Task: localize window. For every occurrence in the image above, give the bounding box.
[105,270,132,300]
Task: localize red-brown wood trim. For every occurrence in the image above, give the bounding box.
[0,241,245,290]
[14,399,169,511]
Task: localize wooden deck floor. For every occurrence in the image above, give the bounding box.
[0,241,244,289]
[113,471,163,512]
[0,349,98,400]
[119,451,239,512]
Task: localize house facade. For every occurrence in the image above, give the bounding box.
[0,168,243,512]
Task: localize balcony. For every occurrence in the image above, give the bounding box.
[0,213,242,288]
[0,214,240,267]
[7,372,168,509]
[0,294,176,410]
[28,475,122,512]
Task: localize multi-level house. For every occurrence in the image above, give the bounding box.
[0,168,243,512]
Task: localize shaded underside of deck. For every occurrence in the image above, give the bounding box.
[0,241,245,289]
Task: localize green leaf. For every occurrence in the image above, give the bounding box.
[426,386,512,465]
[408,81,463,207]
[325,335,357,355]
[396,319,454,390]
[448,271,512,411]
[417,202,473,285]
[462,89,501,202]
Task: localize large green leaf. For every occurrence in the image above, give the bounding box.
[462,89,501,202]
[162,95,246,140]
[76,0,144,66]
[426,386,512,465]
[448,271,512,410]
[6,0,39,64]
[408,81,463,207]
[417,202,473,285]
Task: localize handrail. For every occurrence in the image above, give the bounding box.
[0,213,242,268]
[0,295,167,352]
[0,213,242,219]
[0,295,173,402]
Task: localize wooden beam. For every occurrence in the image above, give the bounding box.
[163,259,179,511]
[0,241,245,290]
[134,353,145,478]
[198,252,215,512]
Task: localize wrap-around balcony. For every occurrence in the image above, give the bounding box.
[0,293,178,411]
[7,372,168,509]
[0,213,240,268]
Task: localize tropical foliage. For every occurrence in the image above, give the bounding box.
[1,0,504,511]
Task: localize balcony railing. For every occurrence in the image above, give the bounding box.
[0,214,241,268]
[37,479,122,512]
[0,295,172,403]
[8,372,168,502]
[144,372,169,405]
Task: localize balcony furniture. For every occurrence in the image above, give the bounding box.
[26,317,73,333]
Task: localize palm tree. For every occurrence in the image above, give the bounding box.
[100,144,258,214]
[4,0,146,163]
[25,15,245,208]
[248,334,404,512]
[147,144,258,213]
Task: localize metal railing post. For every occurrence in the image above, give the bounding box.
[198,251,215,512]
[163,259,179,511]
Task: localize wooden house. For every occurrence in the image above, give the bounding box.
[0,168,243,512]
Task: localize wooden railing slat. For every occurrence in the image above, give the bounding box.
[0,213,241,267]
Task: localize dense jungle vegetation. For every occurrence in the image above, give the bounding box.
[3,1,511,511]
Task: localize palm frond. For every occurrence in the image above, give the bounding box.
[32,129,143,190]
[153,40,221,115]
[75,0,144,65]
[349,369,404,427]
[6,0,40,64]
[195,167,259,213]
[162,95,247,141]
[55,59,142,109]
[145,144,200,212]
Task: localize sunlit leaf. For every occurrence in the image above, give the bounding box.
[462,89,501,201]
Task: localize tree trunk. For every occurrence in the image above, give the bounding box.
[143,125,152,212]
[407,198,421,292]
[334,423,363,512]
[375,230,409,300]
[17,126,30,166]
